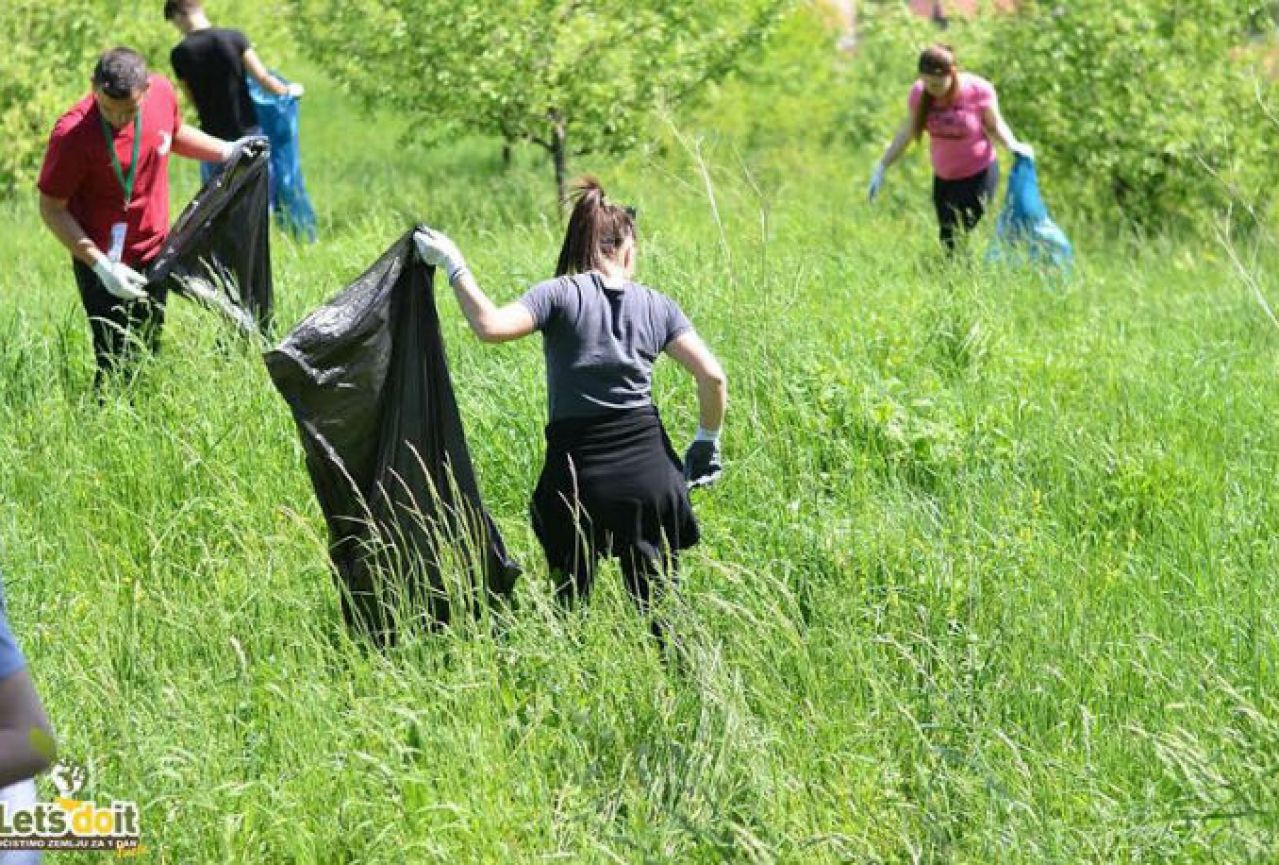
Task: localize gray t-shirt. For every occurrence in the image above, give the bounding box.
[519,272,692,421]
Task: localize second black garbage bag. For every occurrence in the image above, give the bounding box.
[148,142,274,335]
[264,229,519,645]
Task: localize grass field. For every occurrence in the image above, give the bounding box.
[1,58,1278,864]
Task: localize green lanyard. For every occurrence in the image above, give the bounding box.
[99,111,141,210]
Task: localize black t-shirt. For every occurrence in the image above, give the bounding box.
[170,28,258,140]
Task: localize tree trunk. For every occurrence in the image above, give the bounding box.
[550,114,568,211]
[502,140,512,169]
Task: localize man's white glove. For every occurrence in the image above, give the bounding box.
[413,228,469,283]
[222,134,269,163]
[867,162,886,202]
[285,82,305,99]
[1010,141,1035,160]
[92,257,148,302]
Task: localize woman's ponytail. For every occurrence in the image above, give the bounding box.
[556,176,635,276]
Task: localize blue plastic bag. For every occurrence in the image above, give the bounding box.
[987,155,1072,271]
[247,73,318,242]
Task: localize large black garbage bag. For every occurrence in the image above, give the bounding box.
[147,142,273,335]
[264,229,520,645]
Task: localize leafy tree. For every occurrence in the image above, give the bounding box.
[289,0,793,202]
[0,2,92,195]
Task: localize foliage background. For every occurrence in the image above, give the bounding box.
[4,0,1275,226]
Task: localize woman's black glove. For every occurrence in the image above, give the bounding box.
[683,438,722,489]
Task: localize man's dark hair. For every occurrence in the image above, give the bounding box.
[163,0,201,21]
[92,47,149,99]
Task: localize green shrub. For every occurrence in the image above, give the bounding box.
[0,3,105,196]
[716,0,1278,230]
[971,0,1279,228]
[689,7,853,154]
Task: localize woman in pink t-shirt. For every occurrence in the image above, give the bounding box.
[868,44,1033,251]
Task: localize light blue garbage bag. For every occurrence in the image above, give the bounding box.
[247,73,318,242]
[986,155,1072,271]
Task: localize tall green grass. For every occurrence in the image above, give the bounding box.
[0,62,1277,864]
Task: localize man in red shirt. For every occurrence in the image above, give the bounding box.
[38,46,257,388]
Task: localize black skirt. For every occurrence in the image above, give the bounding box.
[531,405,700,566]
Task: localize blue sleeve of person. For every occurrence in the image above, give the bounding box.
[0,575,27,682]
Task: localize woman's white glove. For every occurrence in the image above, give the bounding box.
[92,257,148,302]
[867,162,886,202]
[413,228,469,283]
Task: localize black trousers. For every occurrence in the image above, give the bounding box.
[933,161,1000,251]
[551,541,679,646]
[531,407,696,639]
[72,259,168,388]
[551,538,678,613]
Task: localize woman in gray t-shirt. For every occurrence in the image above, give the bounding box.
[414,177,726,637]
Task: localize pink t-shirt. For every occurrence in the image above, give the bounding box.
[908,72,997,181]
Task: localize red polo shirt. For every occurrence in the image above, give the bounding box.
[38,75,183,267]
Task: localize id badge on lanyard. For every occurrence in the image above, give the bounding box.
[100,111,141,265]
[108,222,127,263]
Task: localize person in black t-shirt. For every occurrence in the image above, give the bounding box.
[165,0,303,183]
